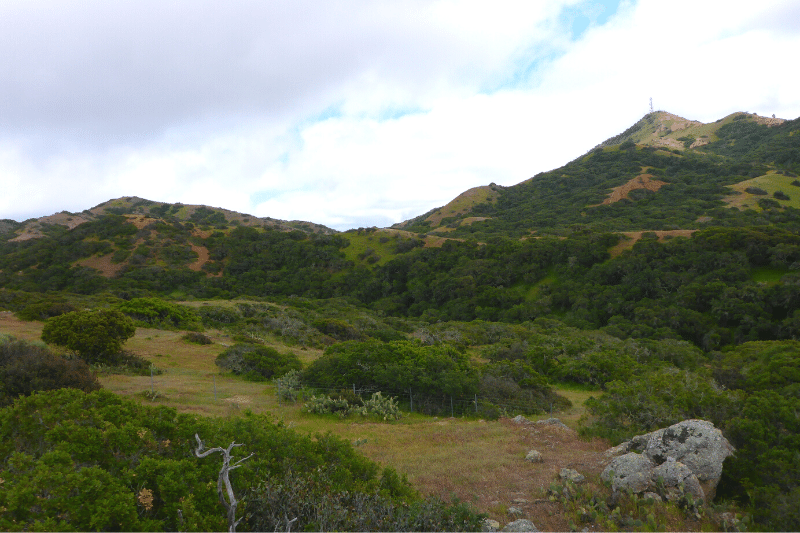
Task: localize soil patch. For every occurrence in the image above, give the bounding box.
[602,174,667,205]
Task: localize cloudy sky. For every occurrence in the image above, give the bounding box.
[2,0,799,230]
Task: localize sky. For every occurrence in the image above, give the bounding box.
[1,0,799,231]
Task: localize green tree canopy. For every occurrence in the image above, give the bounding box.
[41,309,136,363]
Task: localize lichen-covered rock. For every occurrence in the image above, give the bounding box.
[641,419,734,500]
[525,450,543,463]
[601,452,654,493]
[512,415,529,424]
[652,457,704,502]
[502,518,539,532]
[560,468,585,483]
[535,417,571,430]
[603,419,735,502]
[482,518,501,532]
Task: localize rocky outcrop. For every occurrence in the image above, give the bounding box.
[502,518,539,532]
[601,420,734,503]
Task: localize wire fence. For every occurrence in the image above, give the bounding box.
[276,379,562,418]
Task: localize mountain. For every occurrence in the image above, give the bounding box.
[1,196,336,242]
[399,111,799,239]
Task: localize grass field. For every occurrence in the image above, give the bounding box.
[0,312,610,530]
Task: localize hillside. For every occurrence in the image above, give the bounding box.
[400,111,799,238]
[1,110,800,530]
[2,196,335,243]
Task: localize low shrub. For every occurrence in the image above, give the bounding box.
[303,391,402,421]
[182,332,212,345]
[215,343,301,381]
[0,335,100,406]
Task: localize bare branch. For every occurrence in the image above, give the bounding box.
[194,433,253,533]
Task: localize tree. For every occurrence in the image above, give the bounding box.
[41,309,136,363]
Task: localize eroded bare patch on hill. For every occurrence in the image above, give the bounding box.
[600,172,667,205]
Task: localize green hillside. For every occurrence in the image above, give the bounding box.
[2,111,800,531]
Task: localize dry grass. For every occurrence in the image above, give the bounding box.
[425,186,499,228]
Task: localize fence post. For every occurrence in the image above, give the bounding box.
[214,375,217,402]
[150,366,154,395]
[353,383,356,395]
[450,397,454,418]
[409,389,413,412]
[474,394,478,413]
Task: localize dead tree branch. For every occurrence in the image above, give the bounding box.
[194,433,254,533]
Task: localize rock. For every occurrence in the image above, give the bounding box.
[652,457,704,502]
[603,419,735,503]
[601,452,654,494]
[604,440,632,458]
[720,512,744,532]
[507,506,524,517]
[535,417,571,430]
[525,450,543,463]
[642,491,661,502]
[502,518,539,532]
[641,419,734,500]
[511,498,528,505]
[512,415,529,424]
[482,518,501,532]
[559,468,585,483]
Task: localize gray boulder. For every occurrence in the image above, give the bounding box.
[535,417,571,430]
[525,450,543,463]
[652,457,704,502]
[603,419,735,502]
[502,519,539,532]
[482,518,501,532]
[560,468,585,484]
[639,419,734,500]
[602,452,654,494]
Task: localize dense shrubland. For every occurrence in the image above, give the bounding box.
[0,388,484,532]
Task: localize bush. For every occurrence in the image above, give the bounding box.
[303,392,402,421]
[182,332,212,345]
[745,186,768,195]
[0,388,447,532]
[274,369,302,403]
[41,309,136,363]
[117,298,202,331]
[215,344,302,381]
[773,190,790,201]
[0,335,100,406]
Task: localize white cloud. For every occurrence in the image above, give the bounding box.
[1,0,798,230]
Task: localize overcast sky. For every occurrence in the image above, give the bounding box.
[2,0,799,230]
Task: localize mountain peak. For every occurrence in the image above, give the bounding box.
[596,110,786,151]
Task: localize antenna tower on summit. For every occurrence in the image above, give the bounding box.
[649,97,654,113]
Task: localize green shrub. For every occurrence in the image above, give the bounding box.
[0,388,447,532]
[215,344,301,381]
[0,336,100,406]
[274,369,302,403]
[303,392,402,421]
[117,298,202,331]
[745,186,768,195]
[197,305,242,327]
[41,309,136,364]
[182,332,212,345]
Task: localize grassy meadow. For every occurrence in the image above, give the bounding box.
[0,311,608,529]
